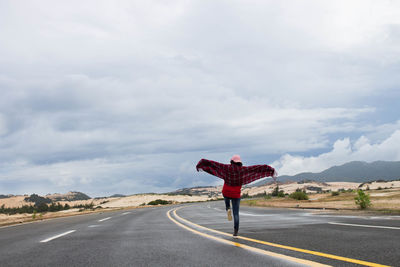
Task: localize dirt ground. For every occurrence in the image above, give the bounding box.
[242,187,400,214]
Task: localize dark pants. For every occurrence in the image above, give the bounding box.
[224,197,240,230]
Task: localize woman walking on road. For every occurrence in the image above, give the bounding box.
[196,155,277,237]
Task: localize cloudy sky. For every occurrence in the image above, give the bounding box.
[1,0,400,197]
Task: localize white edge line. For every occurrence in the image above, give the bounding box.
[329,222,400,230]
[98,217,112,222]
[122,212,131,215]
[40,230,76,243]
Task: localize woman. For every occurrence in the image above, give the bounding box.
[196,155,277,237]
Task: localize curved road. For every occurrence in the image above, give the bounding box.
[1,201,399,266]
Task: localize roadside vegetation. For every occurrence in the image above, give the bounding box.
[147,199,172,205]
[354,189,371,209]
[0,194,97,215]
[289,190,309,200]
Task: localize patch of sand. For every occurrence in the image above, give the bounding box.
[242,181,360,196]
[101,194,211,208]
[0,196,30,208]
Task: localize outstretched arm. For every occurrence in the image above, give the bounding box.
[239,164,276,185]
[196,159,227,180]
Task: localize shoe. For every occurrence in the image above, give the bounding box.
[233,228,238,237]
[227,209,232,221]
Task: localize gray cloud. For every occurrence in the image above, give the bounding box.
[1,1,400,196]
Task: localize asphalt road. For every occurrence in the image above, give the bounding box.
[1,202,399,266]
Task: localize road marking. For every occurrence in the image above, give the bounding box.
[40,230,76,243]
[98,217,112,222]
[122,212,131,215]
[167,208,330,267]
[173,207,390,267]
[329,222,400,230]
[88,225,101,228]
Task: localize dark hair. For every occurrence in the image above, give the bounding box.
[230,160,242,167]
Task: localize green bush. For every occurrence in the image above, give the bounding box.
[241,193,251,199]
[355,190,371,209]
[147,199,172,205]
[289,191,309,200]
[73,202,94,210]
[272,186,285,197]
[277,191,285,197]
[331,191,340,196]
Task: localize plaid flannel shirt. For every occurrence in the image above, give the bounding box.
[196,159,275,186]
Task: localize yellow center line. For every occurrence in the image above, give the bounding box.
[173,206,390,267]
[167,208,330,267]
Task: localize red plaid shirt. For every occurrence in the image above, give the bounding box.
[196,159,276,186]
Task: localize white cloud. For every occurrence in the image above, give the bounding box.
[273,129,400,175]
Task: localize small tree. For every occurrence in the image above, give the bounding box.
[355,190,371,209]
[271,185,278,196]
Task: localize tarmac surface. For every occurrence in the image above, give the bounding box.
[1,201,399,266]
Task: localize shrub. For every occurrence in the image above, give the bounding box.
[147,199,172,205]
[289,191,308,200]
[331,191,340,196]
[36,203,49,212]
[355,190,371,209]
[241,193,251,199]
[73,202,94,210]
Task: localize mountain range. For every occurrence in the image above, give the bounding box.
[253,161,400,186]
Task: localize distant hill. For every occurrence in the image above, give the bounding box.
[253,161,400,186]
[169,186,221,197]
